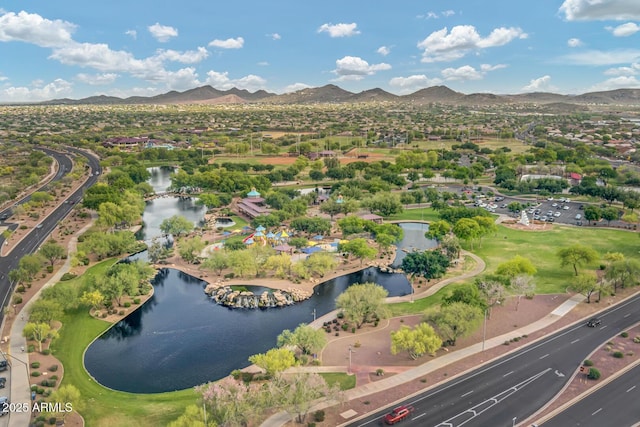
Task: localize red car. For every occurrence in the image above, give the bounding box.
[383,405,414,424]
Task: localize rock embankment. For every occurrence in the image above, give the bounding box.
[204,282,312,309]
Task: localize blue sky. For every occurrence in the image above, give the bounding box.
[1,0,640,102]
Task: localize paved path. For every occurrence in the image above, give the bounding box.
[260,293,585,427]
[2,215,95,427]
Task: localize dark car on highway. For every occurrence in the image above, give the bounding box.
[587,318,601,327]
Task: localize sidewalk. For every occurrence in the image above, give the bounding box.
[260,293,585,427]
[3,215,95,427]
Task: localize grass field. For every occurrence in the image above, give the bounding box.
[319,372,357,390]
[388,207,441,222]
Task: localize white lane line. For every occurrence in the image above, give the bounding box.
[503,371,514,377]
[414,413,426,420]
[601,325,608,330]
[627,386,636,393]
[592,408,602,416]
[624,313,631,318]
[461,390,474,398]
[571,339,580,344]
[539,353,549,359]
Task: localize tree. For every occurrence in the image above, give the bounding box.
[29,299,63,324]
[439,234,462,261]
[249,348,296,376]
[50,385,83,423]
[198,377,264,426]
[19,253,44,281]
[39,241,66,267]
[268,372,342,424]
[197,193,222,209]
[477,280,506,318]
[23,322,56,352]
[472,216,497,247]
[227,249,254,278]
[178,236,206,264]
[336,282,390,328]
[453,218,481,250]
[496,255,537,278]
[320,198,345,221]
[147,239,172,264]
[605,258,640,293]
[339,238,377,266]
[425,302,483,346]
[159,214,194,237]
[79,290,105,310]
[401,250,450,279]
[601,206,619,225]
[569,272,598,303]
[442,283,487,309]
[511,275,536,311]
[375,233,396,254]
[390,323,442,359]
[168,405,207,427]
[507,201,523,213]
[425,220,451,241]
[557,244,599,276]
[583,205,602,225]
[277,324,327,355]
[303,252,338,277]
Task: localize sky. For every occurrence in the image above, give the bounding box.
[1,0,640,102]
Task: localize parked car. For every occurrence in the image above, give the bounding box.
[0,396,7,416]
[0,377,5,388]
[384,405,415,425]
[0,361,7,372]
[587,318,601,327]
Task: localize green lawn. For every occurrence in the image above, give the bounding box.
[319,372,356,390]
[50,260,197,427]
[470,224,639,294]
[388,207,440,222]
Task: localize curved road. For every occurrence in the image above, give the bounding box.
[0,146,100,323]
[348,293,640,427]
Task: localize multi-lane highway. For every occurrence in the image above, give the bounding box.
[0,146,100,322]
[349,293,640,427]
[542,363,640,427]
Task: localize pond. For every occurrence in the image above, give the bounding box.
[85,167,437,392]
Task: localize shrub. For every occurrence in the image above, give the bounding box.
[621,332,629,338]
[634,336,640,344]
[49,417,57,425]
[376,368,385,376]
[31,385,38,392]
[587,368,601,380]
[46,265,54,273]
[101,312,108,318]
[31,362,40,369]
[19,225,27,230]
[41,349,50,356]
[583,359,594,366]
[351,327,356,334]
[36,387,45,394]
[341,323,349,331]
[48,364,58,372]
[118,310,125,315]
[314,410,325,422]
[123,302,131,308]
[31,371,41,377]
[223,272,235,279]
[12,295,22,304]
[60,272,77,281]
[49,375,58,380]
[16,285,26,293]
[27,345,35,353]
[613,351,624,358]
[133,298,141,304]
[336,312,344,319]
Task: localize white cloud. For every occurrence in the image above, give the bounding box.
[587,76,640,91]
[205,71,266,91]
[417,25,527,63]
[125,29,137,39]
[148,23,178,42]
[604,63,640,75]
[76,73,118,85]
[442,10,456,17]
[567,37,583,47]
[317,23,360,38]
[389,75,442,93]
[560,0,640,21]
[154,47,208,63]
[208,37,244,49]
[480,63,508,72]
[607,22,640,37]
[563,48,640,65]
[332,56,391,81]
[0,78,73,102]
[257,61,269,66]
[268,33,281,40]
[522,75,558,92]
[49,43,148,74]
[0,11,75,48]
[377,46,391,56]
[284,83,311,93]
[442,66,483,81]
[418,10,455,19]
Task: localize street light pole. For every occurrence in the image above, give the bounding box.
[312,308,316,322]
[512,416,517,426]
[482,308,487,351]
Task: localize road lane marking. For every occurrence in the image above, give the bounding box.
[600,325,607,330]
[503,371,513,377]
[461,390,474,397]
[592,408,602,416]
[414,413,426,420]
[571,339,580,344]
[539,353,549,359]
[624,313,631,318]
[627,386,636,393]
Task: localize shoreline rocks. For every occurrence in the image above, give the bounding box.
[204,282,312,309]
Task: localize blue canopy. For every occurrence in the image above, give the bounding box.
[312,235,324,240]
[301,246,322,254]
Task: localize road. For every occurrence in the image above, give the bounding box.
[542,363,640,427]
[0,146,100,322]
[349,293,640,427]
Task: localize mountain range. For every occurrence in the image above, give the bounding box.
[40,84,640,107]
